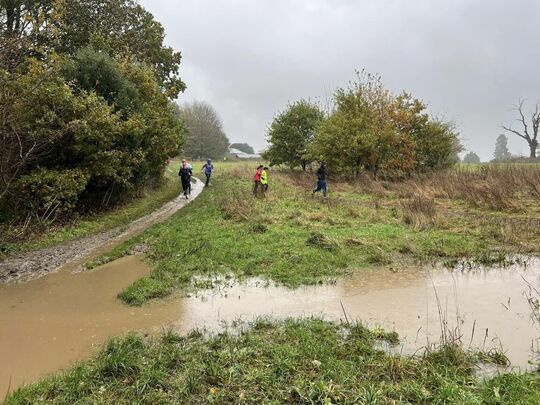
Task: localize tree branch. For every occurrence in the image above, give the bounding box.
[532,101,540,141]
[515,99,530,139]
[501,125,529,141]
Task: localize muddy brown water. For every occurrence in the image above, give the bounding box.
[1,256,540,396]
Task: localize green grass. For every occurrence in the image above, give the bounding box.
[0,169,181,260]
[91,164,539,306]
[6,318,540,404]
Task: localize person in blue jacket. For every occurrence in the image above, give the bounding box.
[202,159,214,187]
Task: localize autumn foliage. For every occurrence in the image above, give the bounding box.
[310,72,460,178]
[265,72,461,178]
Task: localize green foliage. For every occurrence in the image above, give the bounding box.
[58,0,185,98]
[13,168,89,220]
[0,56,82,205]
[310,71,460,177]
[0,1,185,225]
[64,46,141,112]
[264,99,325,170]
[0,171,179,259]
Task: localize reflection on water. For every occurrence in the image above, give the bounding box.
[1,256,539,395]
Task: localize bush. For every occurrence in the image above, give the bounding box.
[13,169,89,221]
[309,71,460,177]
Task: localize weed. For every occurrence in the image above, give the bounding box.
[306,231,339,251]
[219,190,258,221]
[248,219,268,233]
[401,193,436,230]
[477,348,510,366]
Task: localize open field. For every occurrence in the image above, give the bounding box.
[4,162,540,403]
[6,318,540,404]
[84,162,540,306]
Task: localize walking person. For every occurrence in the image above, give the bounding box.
[178,159,192,199]
[253,165,263,196]
[312,162,328,198]
[260,166,269,196]
[202,159,214,187]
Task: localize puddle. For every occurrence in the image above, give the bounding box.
[1,256,540,396]
[175,259,540,368]
[0,256,183,395]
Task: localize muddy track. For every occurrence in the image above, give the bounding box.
[0,178,204,284]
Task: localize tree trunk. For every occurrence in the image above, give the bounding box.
[530,141,538,158]
[6,4,15,34]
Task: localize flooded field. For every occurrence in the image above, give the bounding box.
[1,256,539,396]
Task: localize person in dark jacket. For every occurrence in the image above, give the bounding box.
[178,159,193,199]
[312,162,328,198]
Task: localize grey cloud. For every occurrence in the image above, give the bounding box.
[141,0,540,159]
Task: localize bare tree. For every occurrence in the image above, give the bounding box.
[502,100,539,159]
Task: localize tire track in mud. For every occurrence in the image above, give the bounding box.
[0,178,204,284]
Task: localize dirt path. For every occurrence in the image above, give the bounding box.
[0,178,204,284]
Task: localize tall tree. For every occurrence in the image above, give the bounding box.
[502,100,539,159]
[462,151,481,164]
[263,99,324,170]
[0,0,185,97]
[493,134,511,161]
[0,0,58,70]
[178,101,230,160]
[57,0,185,99]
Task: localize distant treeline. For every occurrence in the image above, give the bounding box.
[264,71,461,178]
[0,0,185,223]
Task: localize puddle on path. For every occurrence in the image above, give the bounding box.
[0,256,183,396]
[1,256,539,396]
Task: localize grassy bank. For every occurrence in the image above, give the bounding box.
[6,319,540,404]
[87,163,540,306]
[0,167,180,261]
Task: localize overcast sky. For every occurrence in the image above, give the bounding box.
[140,0,540,161]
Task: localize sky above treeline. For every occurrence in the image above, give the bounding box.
[140,0,540,161]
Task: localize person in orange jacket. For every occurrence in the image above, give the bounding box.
[253,165,263,196]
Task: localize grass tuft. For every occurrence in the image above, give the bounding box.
[6,319,540,404]
[401,193,436,230]
[306,231,340,251]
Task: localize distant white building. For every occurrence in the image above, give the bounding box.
[228,148,261,159]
